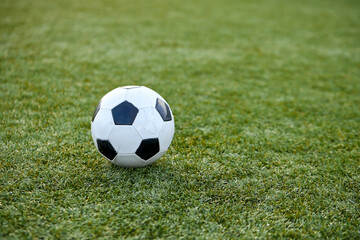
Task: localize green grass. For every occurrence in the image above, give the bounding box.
[1,0,360,238]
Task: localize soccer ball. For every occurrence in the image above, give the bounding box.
[91,86,175,167]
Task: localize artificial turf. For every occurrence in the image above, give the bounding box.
[1,0,359,238]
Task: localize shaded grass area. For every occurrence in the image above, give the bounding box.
[1,0,359,238]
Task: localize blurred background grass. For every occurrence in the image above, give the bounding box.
[1,0,359,238]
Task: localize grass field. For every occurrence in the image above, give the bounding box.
[1,0,360,238]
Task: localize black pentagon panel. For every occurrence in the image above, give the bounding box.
[112,101,139,125]
[92,100,101,122]
[136,138,160,160]
[97,139,117,160]
[155,98,172,121]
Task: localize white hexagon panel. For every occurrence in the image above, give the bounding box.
[132,108,164,139]
[125,87,160,109]
[91,108,114,140]
[91,86,175,167]
[113,154,145,168]
[158,121,175,152]
[109,126,142,154]
[100,87,127,110]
